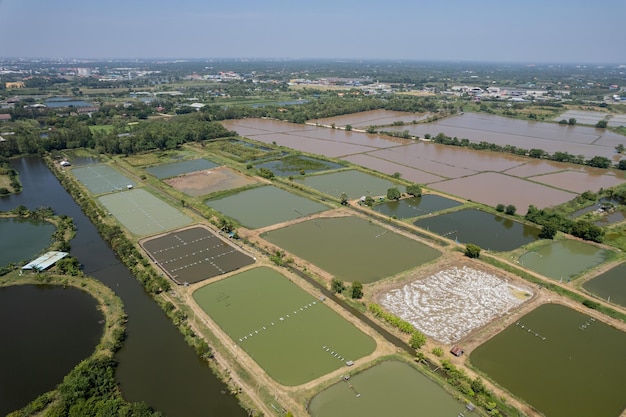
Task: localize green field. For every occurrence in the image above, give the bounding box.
[193,267,376,386]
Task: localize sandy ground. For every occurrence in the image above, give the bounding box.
[164,166,257,197]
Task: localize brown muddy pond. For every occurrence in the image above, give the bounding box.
[219,117,622,214]
[527,169,625,193]
[432,172,577,214]
[311,109,431,128]
[384,112,624,159]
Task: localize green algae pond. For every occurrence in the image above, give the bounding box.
[373,194,463,219]
[308,360,464,417]
[413,208,539,252]
[261,216,440,283]
[205,185,330,229]
[193,267,375,386]
[518,239,613,281]
[0,217,55,266]
[471,303,626,417]
[294,170,402,199]
[583,262,626,308]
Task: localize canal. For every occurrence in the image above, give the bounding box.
[0,157,246,417]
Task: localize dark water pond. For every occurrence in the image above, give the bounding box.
[0,157,245,417]
[0,285,103,416]
[373,194,462,219]
[413,209,539,251]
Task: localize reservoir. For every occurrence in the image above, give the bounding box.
[0,285,103,416]
[0,157,246,417]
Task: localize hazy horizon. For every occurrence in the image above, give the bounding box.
[1,0,625,64]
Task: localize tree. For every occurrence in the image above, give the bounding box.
[538,223,557,239]
[587,156,611,168]
[568,118,577,126]
[618,159,626,170]
[340,192,349,206]
[257,167,275,179]
[350,281,363,299]
[330,278,345,294]
[495,203,505,212]
[465,243,481,258]
[406,183,422,197]
[595,120,608,128]
[386,187,401,200]
[345,124,352,131]
[410,331,427,349]
[392,172,401,179]
[505,204,516,215]
[616,144,625,154]
[364,195,374,206]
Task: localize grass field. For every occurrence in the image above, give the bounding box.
[98,189,192,236]
[193,267,376,386]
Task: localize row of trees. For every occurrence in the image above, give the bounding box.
[428,132,625,170]
[368,303,426,349]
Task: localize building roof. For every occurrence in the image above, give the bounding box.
[22,251,69,270]
[0,114,11,121]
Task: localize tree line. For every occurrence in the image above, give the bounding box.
[427,132,625,170]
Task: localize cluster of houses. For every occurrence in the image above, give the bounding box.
[445,85,571,101]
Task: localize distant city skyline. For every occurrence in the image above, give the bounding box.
[1,0,625,64]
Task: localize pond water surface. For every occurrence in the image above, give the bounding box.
[582,262,626,308]
[471,303,626,417]
[518,240,612,280]
[0,285,103,416]
[308,360,463,417]
[0,217,55,266]
[413,209,539,251]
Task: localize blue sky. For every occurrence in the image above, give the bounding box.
[1,0,625,63]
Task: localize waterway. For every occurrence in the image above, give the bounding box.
[0,157,246,417]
